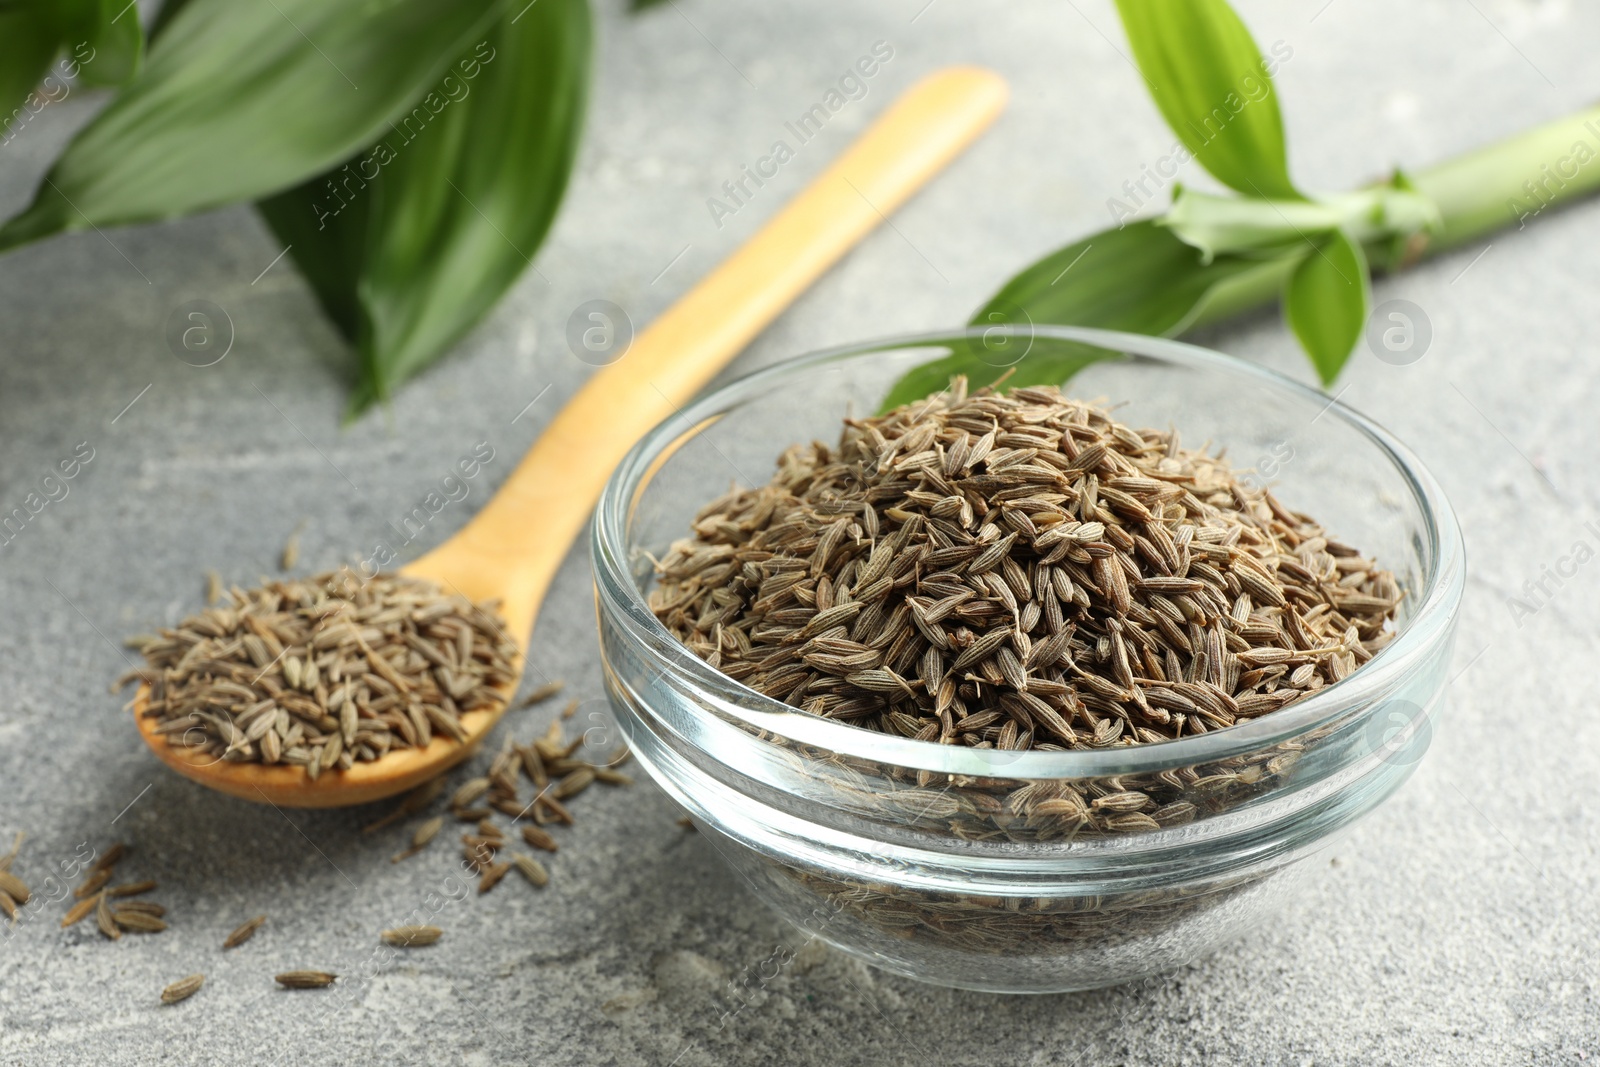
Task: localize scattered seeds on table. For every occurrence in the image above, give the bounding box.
[462,834,500,869]
[204,569,223,606]
[92,843,126,873]
[123,571,518,775]
[516,743,548,788]
[510,853,549,888]
[58,844,164,936]
[381,925,442,947]
[488,796,527,821]
[450,778,491,811]
[117,901,166,918]
[95,894,120,941]
[521,825,558,853]
[275,971,337,989]
[0,893,16,922]
[61,893,103,929]
[560,698,578,720]
[553,768,594,800]
[0,870,30,906]
[534,793,573,825]
[392,815,445,863]
[223,915,267,949]
[332,715,632,908]
[488,737,520,788]
[517,680,565,709]
[73,870,111,899]
[161,974,205,1005]
[478,861,512,893]
[112,908,168,933]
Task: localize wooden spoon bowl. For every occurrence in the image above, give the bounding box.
[134,687,510,807]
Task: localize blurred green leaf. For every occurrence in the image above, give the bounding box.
[147,0,196,41]
[260,0,591,416]
[1113,0,1298,199]
[352,0,589,414]
[0,7,63,134]
[1283,229,1369,384]
[879,221,1285,410]
[628,0,670,10]
[0,0,505,250]
[255,173,369,343]
[974,220,1275,334]
[70,0,145,87]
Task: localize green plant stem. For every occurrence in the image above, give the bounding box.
[1188,102,1600,331]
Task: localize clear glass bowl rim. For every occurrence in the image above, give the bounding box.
[593,326,1465,780]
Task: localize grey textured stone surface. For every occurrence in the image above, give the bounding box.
[1,1,1597,1063]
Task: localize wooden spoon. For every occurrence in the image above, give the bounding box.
[135,67,1009,807]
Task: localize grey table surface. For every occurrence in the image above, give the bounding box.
[1,1,1596,1063]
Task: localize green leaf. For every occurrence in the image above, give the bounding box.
[0,0,506,251]
[878,220,1291,410]
[975,221,1277,334]
[147,0,197,41]
[1112,0,1298,200]
[1283,229,1370,384]
[71,0,145,88]
[0,7,63,136]
[256,174,369,344]
[351,0,590,414]
[260,0,591,416]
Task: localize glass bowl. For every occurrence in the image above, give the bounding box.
[591,327,1464,993]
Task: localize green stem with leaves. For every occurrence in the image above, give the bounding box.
[881,0,1600,411]
[1190,104,1600,331]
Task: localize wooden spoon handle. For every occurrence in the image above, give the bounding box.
[411,67,1008,640]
